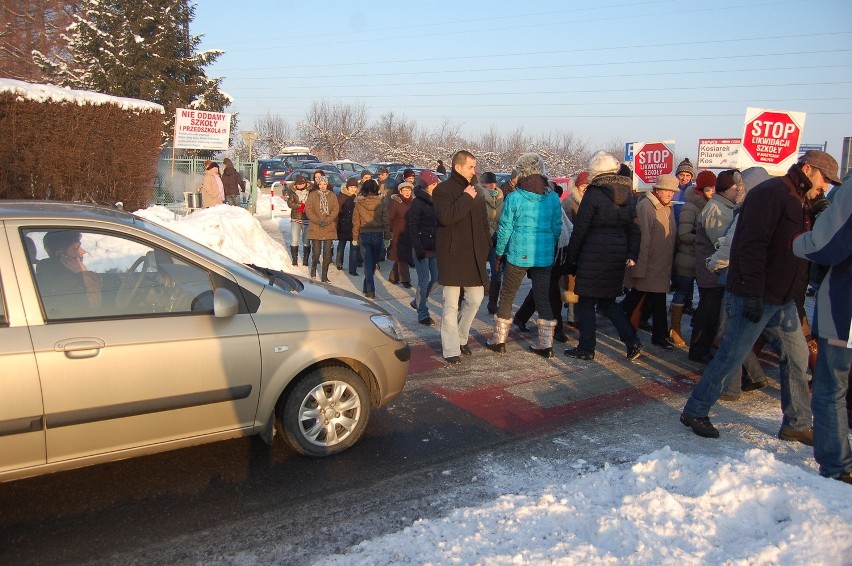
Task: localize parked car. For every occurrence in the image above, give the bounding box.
[272,154,319,169]
[282,169,348,192]
[257,158,292,188]
[366,162,414,175]
[0,201,409,482]
[389,168,447,189]
[329,160,368,177]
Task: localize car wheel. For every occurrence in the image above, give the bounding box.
[278,366,371,456]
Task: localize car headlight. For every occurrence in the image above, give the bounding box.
[371,315,405,341]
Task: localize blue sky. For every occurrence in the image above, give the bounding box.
[192,0,852,162]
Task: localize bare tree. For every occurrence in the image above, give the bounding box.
[0,0,77,82]
[253,112,299,157]
[299,100,368,160]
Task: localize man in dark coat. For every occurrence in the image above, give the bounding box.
[563,151,642,361]
[681,150,842,442]
[433,150,491,364]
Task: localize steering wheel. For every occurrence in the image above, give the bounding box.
[116,253,152,309]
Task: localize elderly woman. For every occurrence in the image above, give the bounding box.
[200,161,224,207]
[563,151,642,362]
[305,175,340,282]
[486,153,562,358]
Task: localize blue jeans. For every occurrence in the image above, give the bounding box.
[487,243,504,282]
[290,220,309,250]
[812,338,852,477]
[413,256,437,321]
[671,274,695,306]
[359,232,383,294]
[684,292,812,430]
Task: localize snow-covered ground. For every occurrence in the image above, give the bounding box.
[133,196,852,566]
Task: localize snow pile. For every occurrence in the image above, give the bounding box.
[133,204,289,271]
[318,447,852,566]
[0,78,164,113]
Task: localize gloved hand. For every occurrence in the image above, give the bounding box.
[494,255,505,273]
[384,239,391,249]
[809,194,830,217]
[742,295,763,323]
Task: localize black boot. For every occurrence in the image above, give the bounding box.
[290,246,299,266]
[335,243,344,270]
[487,278,501,315]
[303,248,310,267]
[321,263,330,283]
[310,261,317,279]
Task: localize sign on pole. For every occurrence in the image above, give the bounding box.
[173,108,231,150]
[798,142,826,158]
[737,107,805,175]
[697,138,741,169]
[632,141,675,190]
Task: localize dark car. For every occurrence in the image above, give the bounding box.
[389,168,447,190]
[283,169,348,193]
[366,162,414,176]
[257,159,292,188]
[257,154,321,187]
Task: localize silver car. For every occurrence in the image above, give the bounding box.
[0,201,409,482]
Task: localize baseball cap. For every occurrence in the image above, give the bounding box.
[800,150,841,185]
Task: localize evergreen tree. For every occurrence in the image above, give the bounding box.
[33,0,230,144]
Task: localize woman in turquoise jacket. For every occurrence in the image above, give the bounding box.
[487,153,563,358]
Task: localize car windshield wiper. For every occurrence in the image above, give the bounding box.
[246,264,303,293]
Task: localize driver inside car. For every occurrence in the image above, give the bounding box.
[36,229,103,316]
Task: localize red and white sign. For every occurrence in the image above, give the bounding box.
[633,141,675,190]
[173,107,231,150]
[697,138,741,169]
[738,107,805,175]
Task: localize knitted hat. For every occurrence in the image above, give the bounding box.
[346,177,359,187]
[588,151,620,180]
[515,153,547,179]
[316,175,329,185]
[397,182,414,192]
[402,168,415,179]
[676,158,695,177]
[482,171,498,184]
[574,171,590,187]
[695,170,717,191]
[715,170,738,192]
[419,169,439,187]
[653,174,679,192]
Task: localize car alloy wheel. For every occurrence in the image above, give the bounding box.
[279,367,370,456]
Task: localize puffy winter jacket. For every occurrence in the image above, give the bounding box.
[495,181,562,268]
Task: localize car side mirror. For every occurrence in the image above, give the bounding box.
[213,287,239,318]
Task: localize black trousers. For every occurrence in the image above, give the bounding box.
[689,286,724,357]
[496,263,553,321]
[577,296,638,353]
[514,269,563,332]
[622,289,668,342]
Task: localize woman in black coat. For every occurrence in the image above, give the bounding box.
[563,152,642,361]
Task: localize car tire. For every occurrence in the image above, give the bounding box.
[278,366,371,456]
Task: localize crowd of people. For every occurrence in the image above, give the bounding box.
[271,149,850,486]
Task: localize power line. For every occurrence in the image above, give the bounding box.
[229,60,852,91]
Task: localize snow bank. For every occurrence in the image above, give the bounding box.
[317,447,852,566]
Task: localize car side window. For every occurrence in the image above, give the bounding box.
[25,229,215,321]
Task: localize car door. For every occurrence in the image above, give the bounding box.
[0,227,46,474]
[11,224,262,463]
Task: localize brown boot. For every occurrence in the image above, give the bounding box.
[669,303,687,347]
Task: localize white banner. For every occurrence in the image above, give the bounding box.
[697,138,741,169]
[173,108,231,150]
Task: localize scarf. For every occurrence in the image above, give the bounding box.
[318,189,330,215]
[554,208,574,268]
